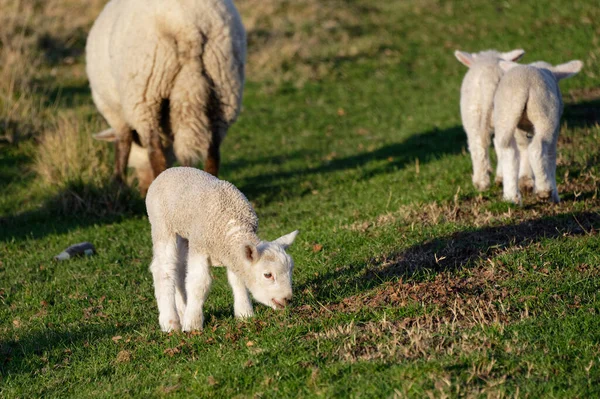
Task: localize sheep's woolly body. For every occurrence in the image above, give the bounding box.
[86,0,246,189]
[493,60,583,204]
[455,49,525,191]
[146,167,298,332]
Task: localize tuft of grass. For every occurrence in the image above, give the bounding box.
[33,114,143,216]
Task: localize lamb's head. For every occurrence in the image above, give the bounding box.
[499,60,583,81]
[242,230,299,310]
[454,49,525,68]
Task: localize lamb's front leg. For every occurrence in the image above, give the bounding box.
[182,250,212,331]
[175,235,189,322]
[227,269,254,318]
[150,239,181,332]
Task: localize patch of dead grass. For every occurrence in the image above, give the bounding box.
[237,0,389,84]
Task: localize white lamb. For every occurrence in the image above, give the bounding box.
[493,59,583,204]
[454,49,525,190]
[86,0,246,194]
[145,167,299,332]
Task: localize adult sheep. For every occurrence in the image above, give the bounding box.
[86,0,246,194]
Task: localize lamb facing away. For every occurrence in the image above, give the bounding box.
[146,167,299,332]
[86,0,246,194]
[454,49,525,191]
[493,60,583,204]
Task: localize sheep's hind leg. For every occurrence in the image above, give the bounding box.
[114,128,133,184]
[226,269,254,318]
[182,249,212,331]
[150,238,181,332]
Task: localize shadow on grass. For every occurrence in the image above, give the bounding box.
[563,89,600,128]
[301,210,600,303]
[0,324,136,378]
[0,181,145,243]
[236,125,465,205]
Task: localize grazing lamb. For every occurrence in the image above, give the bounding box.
[493,60,583,204]
[86,0,246,194]
[146,167,299,332]
[454,49,525,190]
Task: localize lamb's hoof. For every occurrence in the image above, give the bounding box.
[518,176,534,194]
[159,318,182,332]
[182,316,203,332]
[495,176,503,186]
[473,178,490,192]
[503,194,521,205]
[536,190,559,204]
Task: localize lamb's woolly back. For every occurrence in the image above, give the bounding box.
[493,59,583,204]
[146,167,259,266]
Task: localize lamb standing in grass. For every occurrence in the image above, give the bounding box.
[493,59,583,204]
[146,167,299,332]
[454,49,525,191]
[86,0,246,194]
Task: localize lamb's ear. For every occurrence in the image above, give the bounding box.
[243,243,260,264]
[273,230,299,250]
[552,60,583,81]
[501,49,525,62]
[93,128,117,142]
[498,60,520,73]
[454,50,474,68]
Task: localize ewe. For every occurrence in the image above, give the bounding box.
[146,167,299,332]
[455,49,525,190]
[493,60,583,204]
[86,0,246,194]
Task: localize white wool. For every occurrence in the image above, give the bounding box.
[145,167,299,332]
[493,60,583,204]
[86,0,246,193]
[454,49,525,191]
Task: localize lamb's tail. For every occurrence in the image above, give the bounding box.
[494,88,529,148]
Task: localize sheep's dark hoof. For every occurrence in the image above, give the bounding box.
[495,176,503,186]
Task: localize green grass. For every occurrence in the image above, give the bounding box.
[2,0,600,397]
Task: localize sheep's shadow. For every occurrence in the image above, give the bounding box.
[299,210,600,303]
[235,125,465,205]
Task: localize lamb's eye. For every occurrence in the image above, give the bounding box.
[264,273,273,279]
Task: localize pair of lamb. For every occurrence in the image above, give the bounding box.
[455,49,583,204]
[86,0,298,332]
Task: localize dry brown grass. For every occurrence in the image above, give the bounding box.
[0,0,106,142]
[237,0,389,84]
[34,114,111,186]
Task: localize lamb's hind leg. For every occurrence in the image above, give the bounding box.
[174,235,188,322]
[529,126,560,203]
[496,129,521,204]
[150,237,181,332]
[226,269,254,318]
[182,247,212,331]
[516,129,534,194]
[466,127,492,191]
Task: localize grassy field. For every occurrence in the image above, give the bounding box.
[2,0,600,397]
